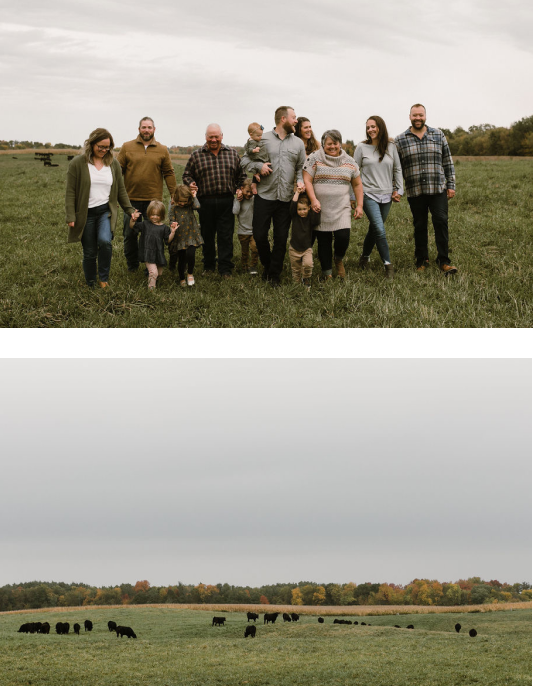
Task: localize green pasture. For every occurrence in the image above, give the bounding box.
[1,154,532,327]
[1,607,530,685]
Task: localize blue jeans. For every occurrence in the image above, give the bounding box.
[362,196,392,264]
[81,204,112,286]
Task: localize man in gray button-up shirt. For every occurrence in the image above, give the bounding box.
[241,106,306,285]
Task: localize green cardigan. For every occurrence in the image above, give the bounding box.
[65,155,135,243]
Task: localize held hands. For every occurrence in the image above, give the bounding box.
[311,199,321,213]
[68,221,75,228]
[132,210,141,221]
[189,181,199,193]
[392,191,402,203]
[447,189,456,199]
[353,206,363,219]
[236,189,243,201]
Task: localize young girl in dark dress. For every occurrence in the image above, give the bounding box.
[168,185,203,287]
[130,200,177,289]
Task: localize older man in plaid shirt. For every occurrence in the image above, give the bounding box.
[395,104,458,274]
[183,124,246,278]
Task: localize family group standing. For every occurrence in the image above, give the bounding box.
[65,104,457,290]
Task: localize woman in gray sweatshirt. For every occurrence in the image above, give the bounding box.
[353,116,403,279]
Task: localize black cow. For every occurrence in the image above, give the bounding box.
[244,625,256,638]
[84,620,93,632]
[212,617,226,627]
[282,613,292,622]
[407,624,414,629]
[318,617,324,623]
[108,621,117,632]
[247,612,259,623]
[394,625,401,628]
[40,622,50,634]
[361,622,367,626]
[73,623,80,635]
[264,612,279,625]
[116,626,137,638]
[56,622,69,634]
[291,613,299,622]
[469,629,477,637]
[455,623,461,633]
[333,618,340,624]
[353,621,359,625]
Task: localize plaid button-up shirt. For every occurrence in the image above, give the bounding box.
[394,126,455,198]
[182,143,246,197]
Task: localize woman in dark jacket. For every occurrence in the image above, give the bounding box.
[65,128,134,287]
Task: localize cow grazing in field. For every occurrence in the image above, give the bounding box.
[263,612,279,625]
[116,626,137,638]
[407,625,414,629]
[41,622,50,634]
[73,623,80,635]
[108,621,117,632]
[212,617,226,627]
[56,622,69,634]
[318,617,324,623]
[333,619,340,624]
[244,625,257,638]
[18,623,33,633]
[394,625,400,628]
[247,612,259,623]
[291,613,299,622]
[361,622,366,626]
[469,629,477,637]
[282,613,292,622]
[84,619,93,632]
[353,621,358,625]
[455,623,461,633]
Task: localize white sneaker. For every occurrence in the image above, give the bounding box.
[187,274,195,286]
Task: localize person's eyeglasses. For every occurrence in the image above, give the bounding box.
[96,145,111,151]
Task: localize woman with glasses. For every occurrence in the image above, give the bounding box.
[65,128,135,287]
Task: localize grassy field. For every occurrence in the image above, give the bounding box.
[1,154,532,327]
[1,606,530,685]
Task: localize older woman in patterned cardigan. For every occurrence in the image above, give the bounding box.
[303,130,363,279]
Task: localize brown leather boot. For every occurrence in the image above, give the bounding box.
[334,257,345,279]
[384,264,394,279]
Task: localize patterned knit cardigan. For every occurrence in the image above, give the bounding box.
[303,148,360,232]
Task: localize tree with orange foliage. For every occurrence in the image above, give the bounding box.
[134,580,150,593]
[259,595,270,605]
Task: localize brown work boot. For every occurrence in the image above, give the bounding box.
[416,260,429,272]
[384,264,394,279]
[334,257,345,279]
[358,255,370,270]
[440,263,458,275]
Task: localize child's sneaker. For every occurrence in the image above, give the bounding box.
[180,279,187,287]
[249,267,259,275]
[187,274,195,287]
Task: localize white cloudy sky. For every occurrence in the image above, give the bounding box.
[1,358,530,589]
[2,0,532,147]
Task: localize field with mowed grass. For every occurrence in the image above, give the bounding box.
[1,606,530,685]
[1,154,532,327]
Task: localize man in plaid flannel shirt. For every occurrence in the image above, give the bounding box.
[183,124,246,277]
[395,104,458,274]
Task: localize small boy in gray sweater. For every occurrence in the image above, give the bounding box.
[233,178,259,274]
[244,122,270,194]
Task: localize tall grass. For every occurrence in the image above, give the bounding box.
[3,601,530,616]
[1,155,532,327]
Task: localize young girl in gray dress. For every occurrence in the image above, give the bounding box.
[168,185,204,287]
[130,200,177,289]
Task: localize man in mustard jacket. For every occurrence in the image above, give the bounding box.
[117,117,177,272]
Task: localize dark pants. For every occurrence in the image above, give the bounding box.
[81,203,112,286]
[252,194,291,281]
[407,191,450,266]
[197,195,234,275]
[316,229,351,274]
[123,200,151,271]
[169,246,197,280]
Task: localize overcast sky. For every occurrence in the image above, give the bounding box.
[2,0,532,147]
[1,358,530,589]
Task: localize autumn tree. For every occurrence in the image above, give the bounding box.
[259,595,270,605]
[291,588,304,605]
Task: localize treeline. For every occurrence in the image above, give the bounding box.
[441,115,533,156]
[0,140,81,151]
[1,577,530,612]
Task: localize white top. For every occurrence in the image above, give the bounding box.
[88,163,113,208]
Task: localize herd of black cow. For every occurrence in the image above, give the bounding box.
[17,613,479,640]
[18,619,136,638]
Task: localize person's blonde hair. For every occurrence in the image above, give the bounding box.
[147,200,166,221]
[248,122,263,136]
[172,185,194,207]
[84,128,114,166]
